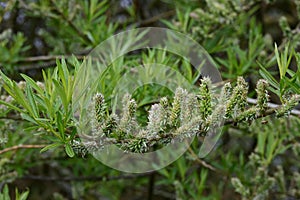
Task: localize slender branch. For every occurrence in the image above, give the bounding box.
[19,172,154,182]
[247,97,300,116]
[225,107,276,125]
[19,54,86,63]
[16,54,86,71]
[18,61,57,71]
[135,10,175,27]
[0,144,46,155]
[0,112,23,121]
[187,146,217,172]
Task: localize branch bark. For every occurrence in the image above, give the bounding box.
[0,144,46,155]
[19,173,154,182]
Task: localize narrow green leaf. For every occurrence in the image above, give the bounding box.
[274,43,283,78]
[3,184,9,200]
[25,84,38,118]
[20,113,37,124]
[257,131,267,155]
[12,82,33,115]
[0,100,24,113]
[40,143,62,153]
[23,125,40,132]
[56,112,65,140]
[258,62,279,90]
[18,190,29,200]
[20,74,43,95]
[0,70,13,87]
[53,79,68,111]
[65,143,75,157]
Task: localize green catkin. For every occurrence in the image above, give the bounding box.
[147,104,164,138]
[160,97,169,110]
[87,77,298,154]
[236,107,257,123]
[128,99,137,118]
[119,94,138,135]
[169,88,183,127]
[256,79,269,114]
[159,97,169,129]
[93,93,106,123]
[276,94,300,117]
[225,77,248,119]
[220,82,232,102]
[198,77,212,120]
[279,17,291,38]
[103,114,118,137]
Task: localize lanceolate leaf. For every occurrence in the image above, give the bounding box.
[65,143,75,157]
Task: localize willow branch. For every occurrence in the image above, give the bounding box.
[19,172,153,182]
[187,146,217,172]
[135,10,175,27]
[0,144,46,155]
[247,97,300,116]
[19,54,86,63]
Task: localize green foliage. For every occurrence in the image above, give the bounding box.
[24,0,117,52]
[0,185,29,200]
[1,0,300,199]
[259,43,300,100]
[0,59,77,156]
[0,30,30,74]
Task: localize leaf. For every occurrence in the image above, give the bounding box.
[0,100,24,113]
[18,190,29,200]
[53,79,68,111]
[11,82,33,115]
[40,142,62,153]
[23,125,40,132]
[25,84,38,118]
[20,113,37,124]
[257,131,267,155]
[275,43,293,79]
[65,143,75,157]
[20,74,43,95]
[0,70,13,87]
[56,112,65,140]
[2,185,9,200]
[258,62,280,93]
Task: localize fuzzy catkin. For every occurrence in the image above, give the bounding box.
[169,88,183,127]
[119,93,138,135]
[256,79,269,114]
[225,77,248,119]
[93,93,106,123]
[276,94,300,117]
[198,77,212,119]
[147,104,164,138]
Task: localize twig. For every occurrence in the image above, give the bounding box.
[17,61,57,71]
[147,173,155,200]
[19,54,86,63]
[0,114,23,121]
[19,172,153,182]
[135,10,175,27]
[0,144,46,155]
[187,146,217,172]
[247,97,300,116]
